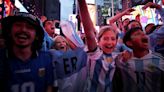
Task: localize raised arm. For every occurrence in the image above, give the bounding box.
[77,0,97,51]
[142,2,162,10]
[142,2,164,22]
[109,8,135,24]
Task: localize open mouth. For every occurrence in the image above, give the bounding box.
[60,47,65,49]
[141,38,148,43]
[105,45,113,49]
[15,33,30,40]
[51,27,55,30]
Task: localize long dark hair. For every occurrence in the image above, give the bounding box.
[2,18,44,53]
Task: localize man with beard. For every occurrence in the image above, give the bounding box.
[0,12,54,92]
[116,27,164,92]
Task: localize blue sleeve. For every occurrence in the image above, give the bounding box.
[157,7,164,22]
[118,32,124,39]
[39,18,54,51]
[41,32,54,51]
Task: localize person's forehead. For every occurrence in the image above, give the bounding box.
[131,29,143,35]
[128,22,141,29]
[129,21,140,25]
[147,24,154,27]
[101,31,116,38]
[12,20,36,29]
[55,37,65,41]
[45,20,53,24]
[123,19,129,23]
[123,19,130,23]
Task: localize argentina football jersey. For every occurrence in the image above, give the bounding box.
[116,50,164,92]
[50,47,88,92]
[6,51,54,92]
[88,48,119,92]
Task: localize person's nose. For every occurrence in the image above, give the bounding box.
[21,24,28,32]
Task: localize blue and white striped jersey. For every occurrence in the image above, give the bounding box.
[116,50,164,92]
[88,48,119,92]
[50,47,88,92]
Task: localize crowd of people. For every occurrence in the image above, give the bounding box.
[0,0,164,92]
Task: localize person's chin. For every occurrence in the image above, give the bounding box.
[104,49,113,54]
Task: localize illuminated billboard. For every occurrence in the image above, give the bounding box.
[87,4,96,26]
[122,5,161,28]
[86,0,95,4]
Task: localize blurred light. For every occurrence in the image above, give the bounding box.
[15,0,28,12]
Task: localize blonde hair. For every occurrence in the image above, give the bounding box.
[98,26,118,41]
[53,35,66,42]
[53,35,70,49]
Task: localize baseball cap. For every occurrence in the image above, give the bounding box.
[1,12,44,37]
[1,12,44,50]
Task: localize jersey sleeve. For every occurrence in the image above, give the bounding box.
[157,7,164,22]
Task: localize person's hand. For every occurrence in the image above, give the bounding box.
[40,16,47,22]
[123,8,135,15]
[121,50,133,62]
[142,2,161,10]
